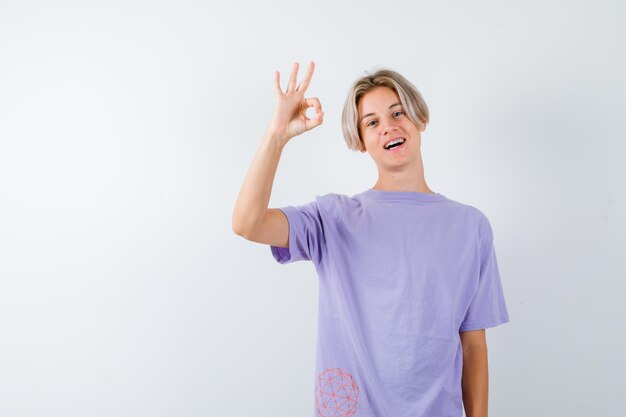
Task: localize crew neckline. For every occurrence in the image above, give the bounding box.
[364,188,447,203]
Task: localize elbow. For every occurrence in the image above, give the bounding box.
[232,214,246,237]
[232,218,253,240]
[232,225,244,237]
[232,210,263,240]
[232,221,247,238]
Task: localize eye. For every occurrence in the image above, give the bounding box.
[366,119,377,127]
[393,110,403,117]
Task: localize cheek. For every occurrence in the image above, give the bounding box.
[405,123,420,136]
[365,131,379,145]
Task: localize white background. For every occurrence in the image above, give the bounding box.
[1,0,625,416]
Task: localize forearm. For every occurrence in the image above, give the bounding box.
[461,345,489,417]
[232,129,287,237]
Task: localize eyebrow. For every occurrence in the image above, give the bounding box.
[360,102,402,123]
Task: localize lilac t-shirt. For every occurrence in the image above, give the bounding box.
[270,188,510,417]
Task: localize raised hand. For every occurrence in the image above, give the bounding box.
[268,61,324,143]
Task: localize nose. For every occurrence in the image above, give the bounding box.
[380,115,399,136]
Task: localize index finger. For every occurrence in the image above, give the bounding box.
[295,61,315,93]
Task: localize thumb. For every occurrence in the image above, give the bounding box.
[306,108,324,130]
[304,97,323,130]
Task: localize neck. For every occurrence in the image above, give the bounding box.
[372,154,434,193]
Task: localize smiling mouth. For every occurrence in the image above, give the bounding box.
[383,138,406,150]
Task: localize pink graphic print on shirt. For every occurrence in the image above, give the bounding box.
[315,367,360,417]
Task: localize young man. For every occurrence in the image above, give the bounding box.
[232,61,510,417]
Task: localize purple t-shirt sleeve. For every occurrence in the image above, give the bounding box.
[459,214,510,332]
[270,199,326,265]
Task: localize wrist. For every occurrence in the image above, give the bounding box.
[264,129,290,148]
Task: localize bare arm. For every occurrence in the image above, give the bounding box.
[460,329,489,417]
[231,130,287,238]
[231,61,324,240]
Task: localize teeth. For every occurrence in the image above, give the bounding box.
[384,138,405,149]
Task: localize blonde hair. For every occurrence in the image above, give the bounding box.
[341,68,429,151]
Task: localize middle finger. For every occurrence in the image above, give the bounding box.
[296,61,315,93]
[287,62,299,93]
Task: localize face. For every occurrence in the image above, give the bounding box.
[357,86,425,164]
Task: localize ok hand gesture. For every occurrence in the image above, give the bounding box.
[268,61,324,144]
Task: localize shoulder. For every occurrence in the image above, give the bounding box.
[442,196,489,222]
[289,192,359,215]
[315,192,363,210]
[467,205,494,244]
[304,193,364,226]
[443,197,494,242]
